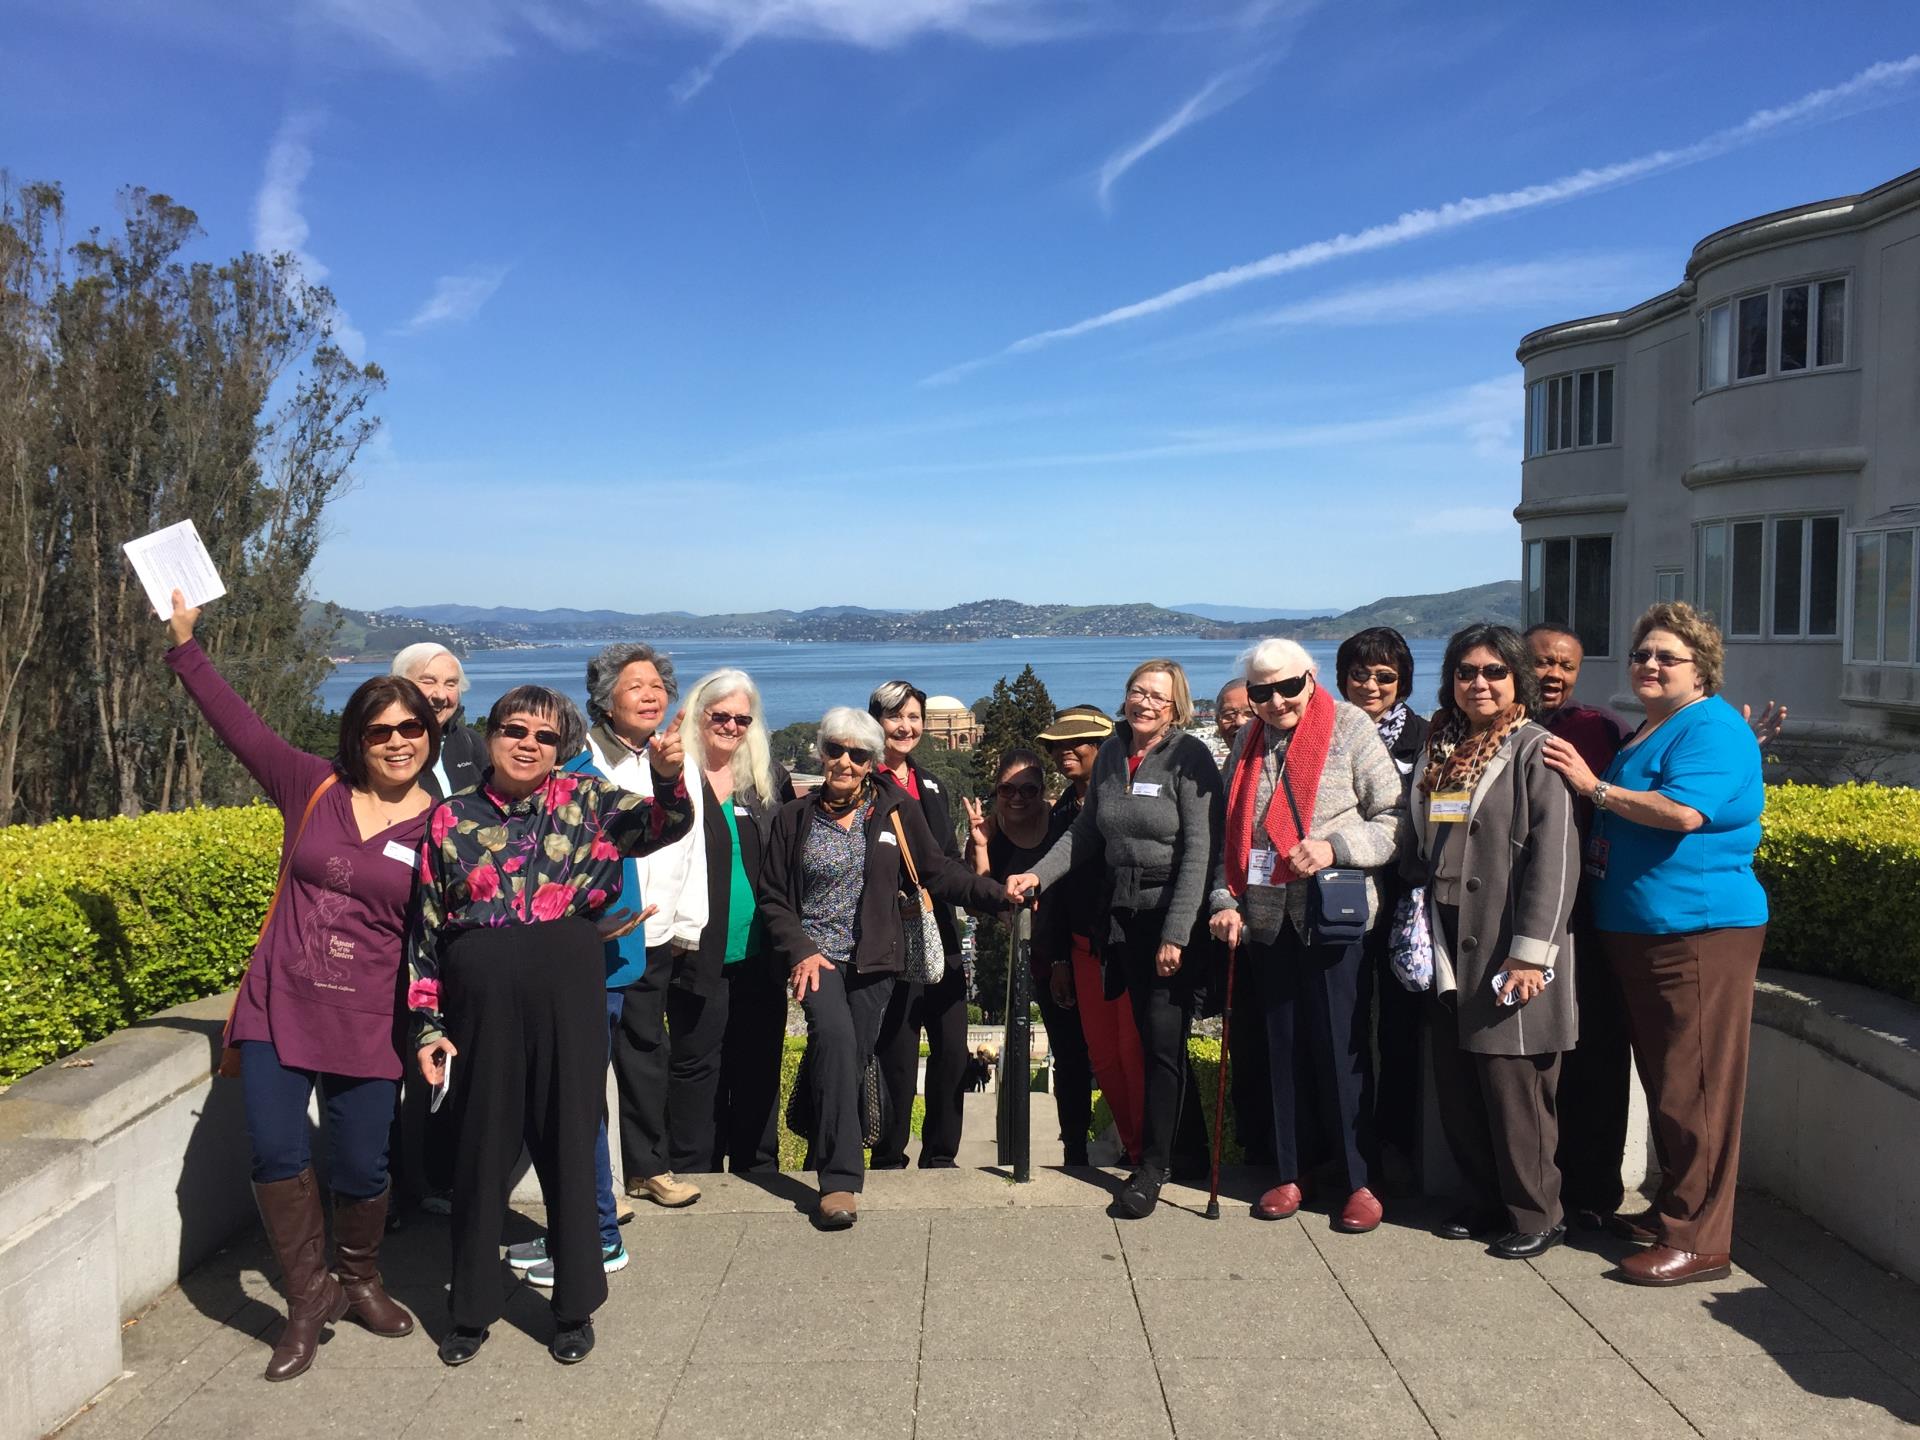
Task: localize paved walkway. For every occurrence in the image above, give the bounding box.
[52,1164,1920,1440]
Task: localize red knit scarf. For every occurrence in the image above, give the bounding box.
[1225,681,1337,896]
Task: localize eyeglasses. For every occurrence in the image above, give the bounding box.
[707,710,754,730]
[1345,667,1399,689]
[495,722,563,747]
[1628,648,1695,670]
[1453,663,1511,684]
[1125,686,1173,710]
[820,740,874,766]
[996,782,1042,801]
[1247,675,1309,703]
[1216,708,1253,725]
[362,719,429,745]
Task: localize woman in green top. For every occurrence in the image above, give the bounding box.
[681,668,796,1173]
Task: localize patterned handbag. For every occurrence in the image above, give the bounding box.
[1388,886,1434,992]
[888,810,946,986]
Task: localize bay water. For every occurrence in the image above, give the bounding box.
[322,636,1450,729]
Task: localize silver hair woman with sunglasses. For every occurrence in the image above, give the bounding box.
[673,668,795,1174]
[760,707,1009,1229]
[163,590,436,1380]
[409,686,695,1368]
[1405,624,1579,1262]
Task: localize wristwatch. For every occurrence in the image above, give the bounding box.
[1591,781,1611,811]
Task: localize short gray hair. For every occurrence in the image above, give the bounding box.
[585,642,678,725]
[1243,637,1314,681]
[818,706,884,757]
[1215,676,1248,709]
[390,643,469,695]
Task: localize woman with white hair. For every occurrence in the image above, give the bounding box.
[390,643,485,800]
[761,708,1008,1228]
[674,668,796,1173]
[1208,638,1406,1234]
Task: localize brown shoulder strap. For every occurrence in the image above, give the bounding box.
[887,808,922,888]
[223,772,340,1051]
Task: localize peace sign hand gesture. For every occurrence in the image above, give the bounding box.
[649,712,686,782]
[961,797,991,853]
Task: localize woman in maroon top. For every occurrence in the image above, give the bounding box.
[164,592,433,1382]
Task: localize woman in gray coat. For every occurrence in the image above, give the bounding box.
[1209,639,1405,1234]
[1406,624,1579,1260]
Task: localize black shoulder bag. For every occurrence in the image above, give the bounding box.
[1279,759,1370,947]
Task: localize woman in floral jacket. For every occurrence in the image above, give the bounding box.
[408,685,693,1369]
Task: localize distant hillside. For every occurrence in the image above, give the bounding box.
[1285,580,1522,639]
[302,603,531,660]
[1170,603,1328,622]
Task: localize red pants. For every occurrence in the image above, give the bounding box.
[1071,936,1146,1163]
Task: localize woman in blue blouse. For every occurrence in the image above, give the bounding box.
[1543,602,1767,1288]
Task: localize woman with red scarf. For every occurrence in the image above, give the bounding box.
[1208,639,1406,1233]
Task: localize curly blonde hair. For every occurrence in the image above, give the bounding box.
[1630,602,1725,693]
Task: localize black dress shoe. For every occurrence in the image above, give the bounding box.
[919,1156,959,1170]
[868,1155,909,1171]
[438,1326,489,1366]
[1492,1224,1567,1259]
[550,1318,595,1364]
[1437,1208,1506,1241]
[1114,1167,1165,1220]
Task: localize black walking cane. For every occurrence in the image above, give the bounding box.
[1205,934,1239,1220]
[996,905,1034,1182]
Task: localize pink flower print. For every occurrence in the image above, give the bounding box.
[503,855,525,874]
[590,828,620,861]
[546,773,579,807]
[430,805,457,847]
[467,863,501,902]
[529,881,575,922]
[406,979,441,1011]
[587,888,608,909]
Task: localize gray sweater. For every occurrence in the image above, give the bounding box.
[1029,729,1224,949]
[1208,699,1407,943]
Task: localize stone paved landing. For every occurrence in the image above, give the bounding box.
[52,1174,1920,1439]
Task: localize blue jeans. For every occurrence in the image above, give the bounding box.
[595,990,625,1248]
[240,1039,396,1198]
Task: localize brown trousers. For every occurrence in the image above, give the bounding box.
[1605,926,1766,1257]
[1427,998,1563,1233]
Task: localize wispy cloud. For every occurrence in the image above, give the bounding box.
[396,267,510,334]
[1096,61,1266,211]
[925,53,1920,384]
[253,110,367,361]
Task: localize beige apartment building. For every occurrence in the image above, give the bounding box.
[1516,165,1920,777]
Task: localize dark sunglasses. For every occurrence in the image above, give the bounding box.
[996,782,1042,801]
[1247,675,1309,704]
[495,722,563,747]
[820,740,874,766]
[1453,663,1511,684]
[707,710,754,730]
[1628,648,1695,669]
[362,719,429,745]
[1346,667,1400,689]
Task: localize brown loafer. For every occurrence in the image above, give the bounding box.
[1253,1182,1302,1221]
[1333,1187,1383,1234]
[1617,1244,1731,1286]
[815,1191,859,1231]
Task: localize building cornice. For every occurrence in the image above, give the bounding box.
[1517,165,1920,365]
[1681,448,1870,490]
[1512,492,1630,522]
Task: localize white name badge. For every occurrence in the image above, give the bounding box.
[922,778,941,793]
[734,805,751,817]
[877,830,898,846]
[1428,791,1472,825]
[1247,848,1280,888]
[1131,781,1163,797]
[382,840,417,866]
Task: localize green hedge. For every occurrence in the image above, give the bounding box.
[1755,781,1920,1003]
[0,806,281,1083]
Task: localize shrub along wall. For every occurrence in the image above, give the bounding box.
[6,782,1917,1088]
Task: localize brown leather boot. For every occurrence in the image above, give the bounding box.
[255,1169,350,1380]
[332,1185,415,1337]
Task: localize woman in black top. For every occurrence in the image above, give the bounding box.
[1336,626,1429,1182]
[967,748,1096,1165]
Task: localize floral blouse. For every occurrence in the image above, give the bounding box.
[408,768,694,1046]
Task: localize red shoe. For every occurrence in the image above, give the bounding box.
[1253,1182,1302,1221]
[1334,1187,1383,1234]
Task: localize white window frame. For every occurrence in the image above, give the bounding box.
[1694,511,1843,642]
[1524,533,1614,658]
[1654,567,1685,604]
[1698,273,1850,393]
[1847,525,1919,667]
[1524,366,1615,458]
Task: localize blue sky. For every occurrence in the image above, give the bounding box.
[8,1,1918,615]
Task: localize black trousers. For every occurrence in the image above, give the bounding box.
[873,959,968,1167]
[1033,962,1093,1165]
[1113,911,1208,1177]
[443,918,607,1329]
[1554,923,1632,1215]
[713,952,788,1173]
[613,946,673,1182]
[1253,925,1373,1192]
[1365,886,1426,1159]
[1227,941,1275,1167]
[664,942,730,1176]
[800,964,897,1194]
[614,942,730,1179]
